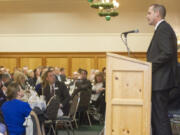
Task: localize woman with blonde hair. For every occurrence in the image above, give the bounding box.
[91,72,105,102]
[13,71,27,90]
[1,81,32,135]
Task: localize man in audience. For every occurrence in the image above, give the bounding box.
[1,73,11,87]
[54,67,61,82]
[43,70,70,115]
[71,69,92,124]
[59,68,66,82]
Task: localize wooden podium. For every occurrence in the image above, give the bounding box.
[105,53,152,135]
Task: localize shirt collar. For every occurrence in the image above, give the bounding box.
[155,19,165,30]
[50,83,55,88]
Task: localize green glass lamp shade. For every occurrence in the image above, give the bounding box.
[88,0,93,3]
[105,16,111,21]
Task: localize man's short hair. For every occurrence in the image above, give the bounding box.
[60,68,64,72]
[2,73,10,79]
[81,69,88,75]
[151,4,166,19]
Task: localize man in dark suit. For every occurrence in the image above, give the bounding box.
[71,70,92,111]
[43,70,70,115]
[59,68,66,82]
[71,69,92,124]
[146,4,178,135]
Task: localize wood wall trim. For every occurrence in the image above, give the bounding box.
[0,52,179,76]
[0,52,146,57]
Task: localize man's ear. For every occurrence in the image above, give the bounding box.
[155,10,161,18]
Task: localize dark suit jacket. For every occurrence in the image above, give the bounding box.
[60,74,66,82]
[43,81,70,109]
[71,79,92,109]
[147,21,178,91]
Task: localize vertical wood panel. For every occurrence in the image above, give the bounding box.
[97,57,106,72]
[20,58,42,70]
[68,57,72,76]
[46,58,69,75]
[71,58,95,76]
[0,58,17,73]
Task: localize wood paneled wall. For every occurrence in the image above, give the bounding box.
[0,52,179,76]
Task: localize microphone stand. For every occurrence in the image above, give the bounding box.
[120,33,131,57]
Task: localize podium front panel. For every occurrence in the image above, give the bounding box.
[106,53,151,135]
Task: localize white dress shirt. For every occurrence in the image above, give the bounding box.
[155,19,165,30]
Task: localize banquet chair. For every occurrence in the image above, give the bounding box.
[30,111,45,135]
[56,94,80,130]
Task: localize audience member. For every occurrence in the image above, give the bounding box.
[13,71,26,90]
[91,72,105,105]
[1,82,32,135]
[42,70,70,115]
[59,68,66,82]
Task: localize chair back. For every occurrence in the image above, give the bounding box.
[46,95,60,120]
[69,94,80,120]
[30,111,44,135]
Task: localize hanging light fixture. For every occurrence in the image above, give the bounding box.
[88,0,119,21]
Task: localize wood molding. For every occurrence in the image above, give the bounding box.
[0,52,146,57]
[0,52,179,75]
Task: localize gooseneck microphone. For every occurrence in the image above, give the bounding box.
[120,29,139,56]
[121,29,139,35]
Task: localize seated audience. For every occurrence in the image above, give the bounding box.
[1,82,32,135]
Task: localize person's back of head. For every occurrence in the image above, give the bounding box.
[6,81,20,100]
[2,73,11,84]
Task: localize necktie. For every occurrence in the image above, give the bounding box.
[51,85,54,96]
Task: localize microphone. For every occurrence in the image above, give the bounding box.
[122,29,139,35]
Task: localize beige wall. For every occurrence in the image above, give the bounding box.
[0,33,152,52]
[0,0,179,52]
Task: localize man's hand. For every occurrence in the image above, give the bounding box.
[96,88,105,93]
[2,86,7,93]
[59,104,63,108]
